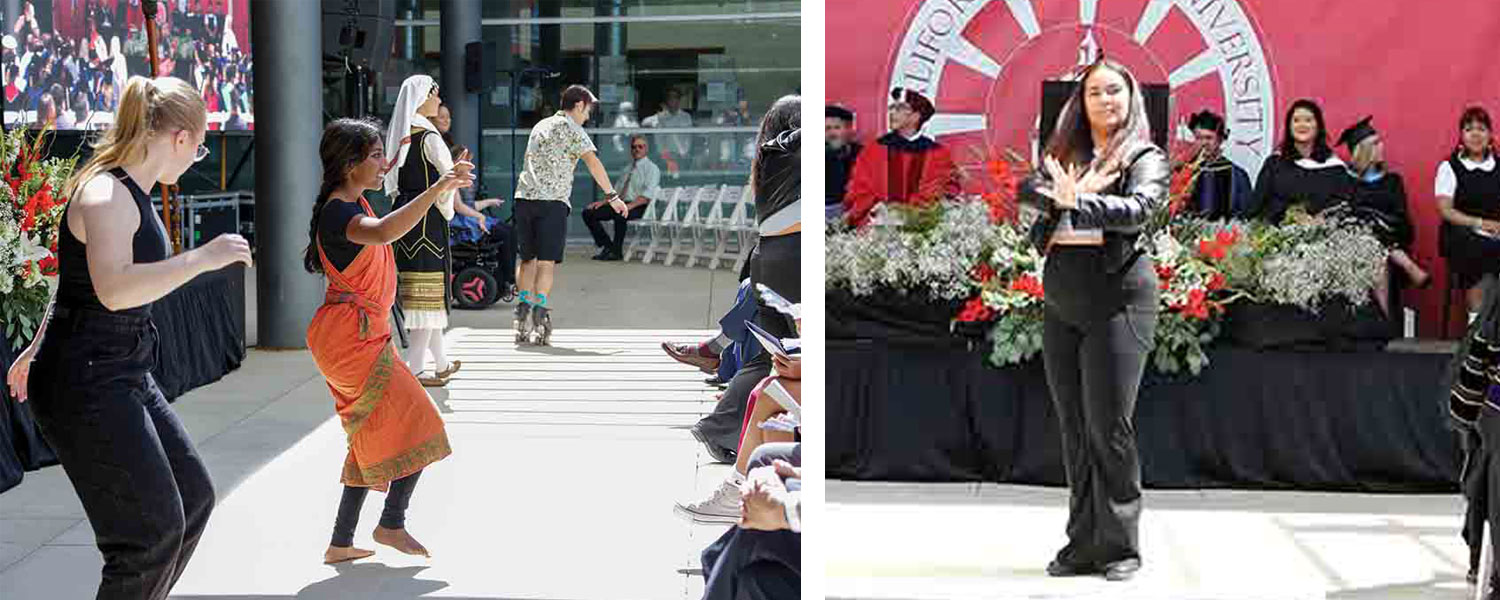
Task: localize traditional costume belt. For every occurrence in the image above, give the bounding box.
[324,290,383,340]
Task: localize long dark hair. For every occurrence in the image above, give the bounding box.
[305,118,384,274]
[1277,99,1333,162]
[750,94,800,197]
[1043,59,1152,171]
[1453,105,1496,161]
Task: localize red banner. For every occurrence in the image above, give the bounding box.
[828,0,1500,336]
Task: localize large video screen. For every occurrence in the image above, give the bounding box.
[0,0,252,131]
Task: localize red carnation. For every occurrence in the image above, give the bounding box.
[1215,227,1240,247]
[38,255,57,276]
[1009,274,1045,299]
[1180,288,1211,320]
[1198,238,1227,262]
[957,295,995,322]
[1200,271,1224,291]
[973,262,997,283]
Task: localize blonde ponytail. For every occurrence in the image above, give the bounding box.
[62,76,206,200]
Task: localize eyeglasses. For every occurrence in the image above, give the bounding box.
[193,144,209,162]
[631,144,647,149]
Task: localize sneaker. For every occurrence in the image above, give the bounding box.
[532,306,553,346]
[674,477,742,524]
[514,303,533,344]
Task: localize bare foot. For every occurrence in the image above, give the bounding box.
[373,526,431,558]
[323,545,375,564]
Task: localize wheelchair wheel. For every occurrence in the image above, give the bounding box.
[454,267,500,309]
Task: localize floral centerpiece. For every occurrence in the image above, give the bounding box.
[826,141,1388,377]
[0,127,78,349]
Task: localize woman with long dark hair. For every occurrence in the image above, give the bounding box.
[1249,99,1352,223]
[304,118,471,564]
[1437,106,1500,311]
[679,95,801,522]
[4,76,252,599]
[1020,60,1167,581]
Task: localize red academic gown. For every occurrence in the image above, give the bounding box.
[843,132,959,227]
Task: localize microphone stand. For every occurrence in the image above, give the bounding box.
[141,0,182,253]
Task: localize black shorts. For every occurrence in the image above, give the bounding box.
[514,199,570,263]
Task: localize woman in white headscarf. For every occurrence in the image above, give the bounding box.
[384,74,465,386]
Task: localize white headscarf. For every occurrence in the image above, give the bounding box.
[383,74,441,197]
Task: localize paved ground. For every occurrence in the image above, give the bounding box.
[827,480,1476,600]
[2,248,740,599]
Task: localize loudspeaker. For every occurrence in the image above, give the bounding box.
[465,41,498,93]
[322,0,396,74]
[1039,80,1171,153]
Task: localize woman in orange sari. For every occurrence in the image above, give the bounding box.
[302,118,473,564]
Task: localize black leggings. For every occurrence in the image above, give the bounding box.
[331,470,422,547]
[1040,248,1158,567]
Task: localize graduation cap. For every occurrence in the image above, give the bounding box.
[1338,116,1377,151]
[1188,110,1228,138]
[889,87,935,124]
[826,105,855,122]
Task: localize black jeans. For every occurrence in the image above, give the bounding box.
[331,470,423,547]
[27,306,215,600]
[1040,247,1158,568]
[701,527,800,600]
[581,203,647,255]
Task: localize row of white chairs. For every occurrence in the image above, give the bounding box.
[625,184,757,272]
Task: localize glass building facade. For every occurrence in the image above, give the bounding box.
[369,0,801,239]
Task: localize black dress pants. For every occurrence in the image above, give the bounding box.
[1040,247,1158,568]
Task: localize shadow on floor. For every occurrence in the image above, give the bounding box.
[170,561,581,599]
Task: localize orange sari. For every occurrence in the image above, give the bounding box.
[307,196,452,490]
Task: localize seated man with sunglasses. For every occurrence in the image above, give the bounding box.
[582,134,660,261]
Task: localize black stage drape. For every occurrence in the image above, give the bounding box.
[0,267,246,493]
[828,290,1462,492]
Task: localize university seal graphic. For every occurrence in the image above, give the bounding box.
[888,0,1276,175]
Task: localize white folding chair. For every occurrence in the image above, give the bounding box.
[643,187,684,264]
[732,187,758,275]
[690,185,734,268]
[624,188,663,263]
[711,185,750,270]
[666,187,708,266]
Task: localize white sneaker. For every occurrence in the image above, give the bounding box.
[674,477,742,524]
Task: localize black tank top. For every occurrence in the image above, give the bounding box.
[54,167,170,316]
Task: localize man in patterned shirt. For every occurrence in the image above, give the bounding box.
[513,84,627,345]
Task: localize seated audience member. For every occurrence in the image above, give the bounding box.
[700,442,800,600]
[1438,106,1500,312]
[1335,116,1429,320]
[842,88,958,227]
[676,350,799,524]
[1182,110,1252,220]
[826,105,862,219]
[583,134,659,261]
[1248,99,1350,224]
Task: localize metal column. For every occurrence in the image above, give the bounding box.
[251,0,323,348]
